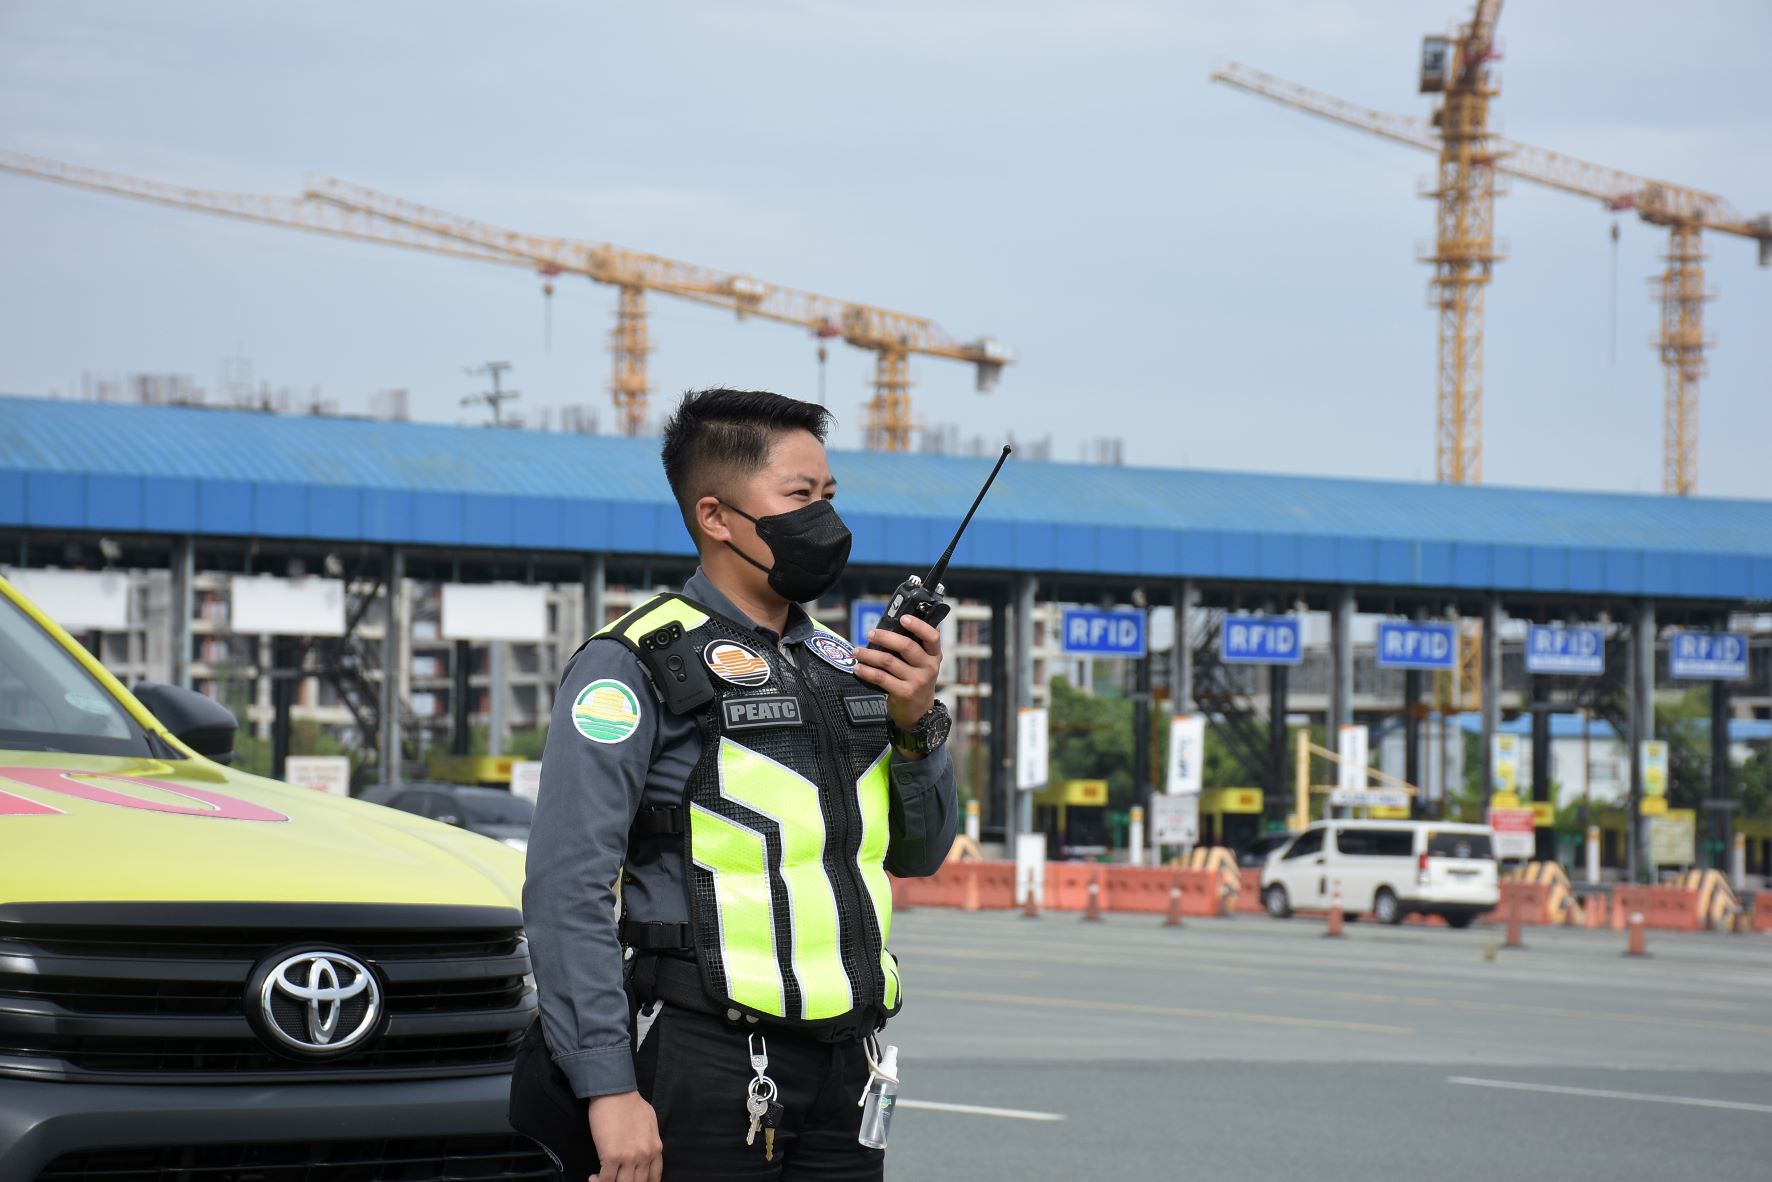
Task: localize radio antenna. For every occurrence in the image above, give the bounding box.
[926,446,1012,587]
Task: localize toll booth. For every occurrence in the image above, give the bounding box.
[1032,778,1109,859]
[1199,787,1265,850]
[428,754,520,788]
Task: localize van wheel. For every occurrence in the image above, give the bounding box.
[1374,888,1403,926]
[1264,885,1292,918]
[1445,912,1476,929]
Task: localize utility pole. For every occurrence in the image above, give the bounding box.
[463,361,520,426]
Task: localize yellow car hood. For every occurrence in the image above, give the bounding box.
[0,752,525,910]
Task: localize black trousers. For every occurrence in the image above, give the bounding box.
[511,1004,885,1182]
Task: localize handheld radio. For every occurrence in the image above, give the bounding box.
[871,445,1012,643]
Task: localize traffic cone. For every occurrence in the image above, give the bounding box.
[1164,879,1185,929]
[1625,911,1649,957]
[1324,884,1344,938]
[1020,872,1040,919]
[1504,886,1525,950]
[1082,876,1104,923]
[962,863,980,913]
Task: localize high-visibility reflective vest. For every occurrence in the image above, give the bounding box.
[601,594,900,1031]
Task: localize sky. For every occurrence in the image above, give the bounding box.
[1,1,1767,499]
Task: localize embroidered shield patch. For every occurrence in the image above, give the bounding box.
[572,679,642,744]
[703,640,772,687]
[805,633,857,673]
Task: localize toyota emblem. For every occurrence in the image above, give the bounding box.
[252,950,381,1055]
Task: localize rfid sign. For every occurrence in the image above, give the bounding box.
[850,600,887,647]
[1526,625,1605,676]
[1061,608,1147,658]
[1219,616,1301,665]
[1670,631,1748,680]
[1375,621,1457,670]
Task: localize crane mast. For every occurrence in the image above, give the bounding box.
[1420,0,1504,485]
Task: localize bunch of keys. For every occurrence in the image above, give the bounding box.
[743,1033,785,1162]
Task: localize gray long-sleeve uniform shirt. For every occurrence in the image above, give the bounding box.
[523,569,958,1099]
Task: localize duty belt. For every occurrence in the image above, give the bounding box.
[625,951,883,1045]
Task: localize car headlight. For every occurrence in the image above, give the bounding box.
[502,836,529,852]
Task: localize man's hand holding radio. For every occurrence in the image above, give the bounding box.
[855,615,942,734]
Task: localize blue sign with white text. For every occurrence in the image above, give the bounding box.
[1670,631,1748,680]
[1525,625,1606,676]
[1375,621,1457,670]
[850,600,887,647]
[1219,616,1302,665]
[1061,608,1147,657]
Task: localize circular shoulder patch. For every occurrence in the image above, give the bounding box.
[806,632,857,673]
[703,639,772,687]
[572,679,643,744]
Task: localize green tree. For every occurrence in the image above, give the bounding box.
[1047,675,1135,808]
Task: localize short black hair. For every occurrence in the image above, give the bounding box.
[660,388,833,541]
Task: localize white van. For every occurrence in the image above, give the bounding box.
[1259,820,1499,927]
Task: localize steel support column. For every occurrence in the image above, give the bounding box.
[487,641,506,758]
[1480,597,1502,809]
[169,535,194,689]
[1330,588,1354,737]
[1267,665,1289,823]
[989,589,1010,843]
[1710,677,1731,871]
[1530,677,1554,861]
[380,546,405,788]
[583,554,606,640]
[1405,667,1423,818]
[1013,574,1037,837]
[1628,599,1657,883]
[1172,581,1195,712]
[451,640,472,756]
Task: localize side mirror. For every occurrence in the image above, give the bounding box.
[435,813,462,827]
[132,681,238,765]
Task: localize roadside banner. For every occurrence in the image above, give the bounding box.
[1151,793,1200,846]
[1493,733,1520,797]
[1641,740,1669,799]
[1016,708,1049,791]
[1166,715,1205,795]
[509,759,543,803]
[284,755,351,796]
[1488,807,1536,859]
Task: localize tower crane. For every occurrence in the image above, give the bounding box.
[1418,0,1504,487]
[0,149,1013,448]
[1211,62,1771,496]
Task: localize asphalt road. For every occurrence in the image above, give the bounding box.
[878,908,1772,1181]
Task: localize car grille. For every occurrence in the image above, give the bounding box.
[35,1135,555,1181]
[0,902,533,1084]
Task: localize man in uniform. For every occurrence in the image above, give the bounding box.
[517,388,956,1181]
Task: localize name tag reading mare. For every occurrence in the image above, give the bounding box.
[843,694,890,725]
[721,695,804,732]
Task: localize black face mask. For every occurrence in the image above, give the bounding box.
[720,498,853,603]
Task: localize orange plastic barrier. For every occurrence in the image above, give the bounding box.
[1237,868,1266,914]
[896,861,1229,917]
[1610,885,1702,932]
[1484,881,1553,926]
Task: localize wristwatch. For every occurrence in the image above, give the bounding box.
[890,701,952,757]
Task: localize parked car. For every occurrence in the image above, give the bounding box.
[0,574,548,1179]
[1260,820,1499,927]
[368,781,535,851]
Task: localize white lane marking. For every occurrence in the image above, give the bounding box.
[1448,1076,1772,1115]
[896,1099,1067,1122]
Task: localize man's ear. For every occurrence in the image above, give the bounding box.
[695,495,731,543]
